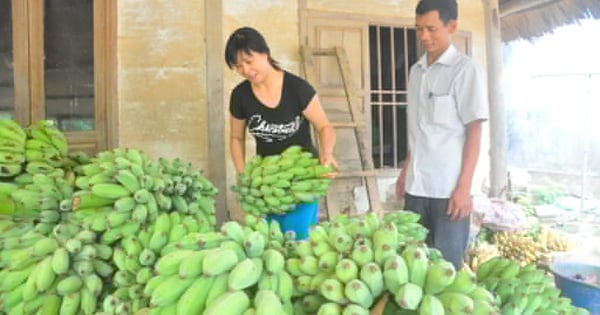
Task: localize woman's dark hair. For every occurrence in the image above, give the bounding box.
[224,27,281,70]
[415,0,458,25]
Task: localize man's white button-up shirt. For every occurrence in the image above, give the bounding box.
[405,45,489,198]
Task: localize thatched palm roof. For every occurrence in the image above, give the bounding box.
[500,0,600,42]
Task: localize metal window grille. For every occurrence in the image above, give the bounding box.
[369,25,418,169]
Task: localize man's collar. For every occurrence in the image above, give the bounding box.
[417,44,459,68]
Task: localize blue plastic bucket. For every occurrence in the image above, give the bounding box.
[266,202,319,240]
[551,262,600,314]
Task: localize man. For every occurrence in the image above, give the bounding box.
[396,0,488,269]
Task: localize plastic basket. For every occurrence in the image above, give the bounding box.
[551,262,600,314]
[266,201,319,240]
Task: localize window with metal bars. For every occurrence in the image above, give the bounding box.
[369,25,419,169]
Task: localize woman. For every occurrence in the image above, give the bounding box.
[225,27,337,239]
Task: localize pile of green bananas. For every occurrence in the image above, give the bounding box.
[142,219,296,314]
[99,209,230,314]
[0,120,27,178]
[282,212,499,314]
[1,173,75,231]
[67,148,217,239]
[0,121,221,314]
[477,256,590,315]
[0,222,114,314]
[0,119,69,181]
[232,145,334,216]
[24,120,69,172]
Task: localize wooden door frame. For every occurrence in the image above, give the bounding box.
[11,0,30,125]
[298,4,414,177]
[9,0,117,152]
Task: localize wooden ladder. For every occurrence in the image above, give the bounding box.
[300,45,383,218]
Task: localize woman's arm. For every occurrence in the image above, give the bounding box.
[230,116,247,173]
[303,95,337,169]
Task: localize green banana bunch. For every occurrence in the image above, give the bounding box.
[233,145,334,216]
[382,210,428,245]
[475,256,589,314]
[142,220,295,313]
[0,120,27,178]
[7,172,74,220]
[23,120,70,175]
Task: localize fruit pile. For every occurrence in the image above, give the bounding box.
[0,119,70,182]
[232,145,334,216]
[0,120,219,314]
[477,256,590,314]
[143,219,295,314]
[467,241,500,271]
[0,120,591,315]
[536,226,574,252]
[285,212,501,314]
[493,231,547,265]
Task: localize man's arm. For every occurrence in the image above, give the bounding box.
[396,151,411,200]
[447,119,483,221]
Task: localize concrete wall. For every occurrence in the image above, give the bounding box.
[117,0,208,170]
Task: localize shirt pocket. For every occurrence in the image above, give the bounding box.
[431,95,456,126]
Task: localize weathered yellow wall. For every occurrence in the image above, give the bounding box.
[117,0,208,170]
[308,0,419,17]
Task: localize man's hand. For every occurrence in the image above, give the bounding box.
[395,175,406,200]
[447,186,472,221]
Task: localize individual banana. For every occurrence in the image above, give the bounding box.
[419,294,445,315]
[176,275,215,314]
[344,279,374,309]
[228,257,264,291]
[359,262,384,298]
[149,274,194,307]
[383,254,409,293]
[203,290,251,315]
[424,259,456,294]
[320,278,348,304]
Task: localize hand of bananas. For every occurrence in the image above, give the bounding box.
[0,119,69,181]
[476,256,590,314]
[232,145,335,216]
[141,218,295,314]
[492,227,574,267]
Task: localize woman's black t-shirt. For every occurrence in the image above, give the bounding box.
[229,71,317,157]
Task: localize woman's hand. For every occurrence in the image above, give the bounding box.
[320,153,338,178]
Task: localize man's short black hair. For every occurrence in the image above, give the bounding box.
[415,0,458,25]
[224,27,280,70]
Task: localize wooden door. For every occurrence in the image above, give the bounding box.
[304,15,372,217]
